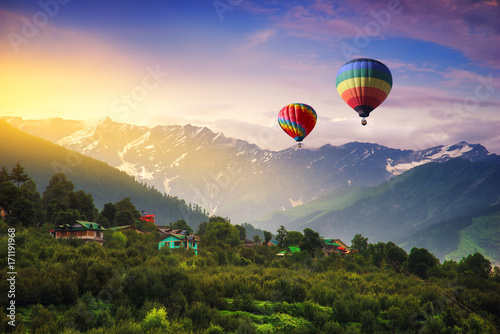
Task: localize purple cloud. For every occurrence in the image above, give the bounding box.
[267,0,500,68]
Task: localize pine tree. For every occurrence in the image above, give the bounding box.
[0,166,10,183]
[42,173,75,209]
[276,225,288,248]
[10,163,30,188]
[264,231,273,246]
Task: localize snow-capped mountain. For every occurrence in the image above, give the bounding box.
[385,141,493,175]
[5,117,498,223]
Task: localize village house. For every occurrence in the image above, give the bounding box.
[140,213,155,224]
[51,221,106,245]
[323,238,350,255]
[333,239,349,253]
[158,230,200,255]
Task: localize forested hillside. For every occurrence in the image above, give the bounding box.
[0,120,207,227]
[0,221,499,333]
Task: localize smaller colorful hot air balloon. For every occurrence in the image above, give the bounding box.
[278,103,317,148]
[336,58,392,126]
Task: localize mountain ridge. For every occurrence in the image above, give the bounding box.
[251,158,500,263]
[4,116,499,225]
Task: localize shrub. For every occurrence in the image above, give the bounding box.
[142,307,169,331]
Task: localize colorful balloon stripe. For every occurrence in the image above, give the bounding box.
[336,58,391,74]
[335,68,392,87]
[336,78,391,97]
[341,87,386,109]
[278,103,317,143]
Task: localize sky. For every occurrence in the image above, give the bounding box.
[1,0,500,153]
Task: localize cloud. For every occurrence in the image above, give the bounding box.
[273,3,355,41]
[267,0,500,68]
[240,1,281,16]
[240,28,276,49]
[410,118,500,154]
[354,0,500,68]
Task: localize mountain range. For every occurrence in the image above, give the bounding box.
[3,116,499,263]
[4,117,498,222]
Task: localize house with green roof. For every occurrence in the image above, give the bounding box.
[158,231,199,255]
[52,221,106,245]
[276,246,302,256]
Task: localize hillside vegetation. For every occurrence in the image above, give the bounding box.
[1,220,500,333]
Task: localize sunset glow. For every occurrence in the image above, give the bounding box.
[1,1,499,152]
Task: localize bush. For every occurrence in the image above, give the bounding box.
[142,307,169,331]
[205,323,225,334]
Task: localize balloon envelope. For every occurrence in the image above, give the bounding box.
[336,58,392,118]
[278,103,317,142]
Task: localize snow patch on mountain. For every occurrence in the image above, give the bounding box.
[435,143,473,159]
[386,160,429,175]
[56,127,94,146]
[386,143,475,175]
[116,161,154,180]
[83,139,99,152]
[170,153,188,168]
[163,175,179,193]
[212,133,221,142]
[289,197,303,207]
[130,131,152,148]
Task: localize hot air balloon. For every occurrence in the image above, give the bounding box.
[278,103,317,148]
[336,58,392,126]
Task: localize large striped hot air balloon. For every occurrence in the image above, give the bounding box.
[336,58,392,126]
[278,103,317,147]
